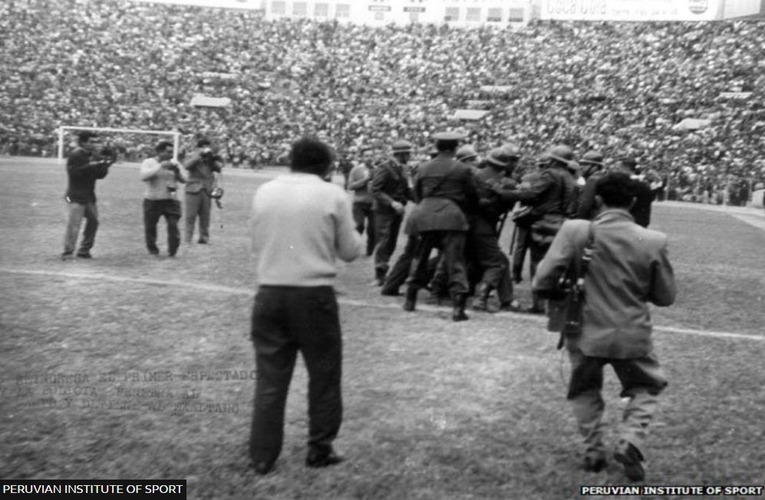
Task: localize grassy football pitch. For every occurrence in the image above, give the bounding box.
[0,157,764,499]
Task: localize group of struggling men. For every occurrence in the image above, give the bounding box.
[346,130,657,322]
[61,129,675,483]
[61,132,223,259]
[250,133,676,483]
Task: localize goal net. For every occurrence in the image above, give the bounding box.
[56,126,183,163]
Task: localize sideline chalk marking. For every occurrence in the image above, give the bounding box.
[1,267,764,342]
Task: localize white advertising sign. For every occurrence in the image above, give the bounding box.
[541,0,723,21]
[122,0,264,9]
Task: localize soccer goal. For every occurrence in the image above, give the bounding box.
[56,126,182,162]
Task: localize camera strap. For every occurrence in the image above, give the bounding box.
[557,221,596,350]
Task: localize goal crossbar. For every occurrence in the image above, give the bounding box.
[57,126,182,162]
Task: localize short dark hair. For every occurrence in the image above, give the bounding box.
[197,138,211,148]
[77,131,98,144]
[155,140,174,153]
[290,137,334,175]
[435,139,459,153]
[595,171,636,208]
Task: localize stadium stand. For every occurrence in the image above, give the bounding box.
[1,0,764,203]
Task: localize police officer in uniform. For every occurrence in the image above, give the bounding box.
[468,146,523,312]
[493,145,577,314]
[403,131,479,321]
[370,140,414,285]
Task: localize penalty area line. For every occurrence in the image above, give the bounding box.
[2,267,764,343]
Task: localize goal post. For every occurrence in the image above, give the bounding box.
[57,126,182,162]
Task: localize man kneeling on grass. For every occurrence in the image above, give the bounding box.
[248,136,364,475]
[533,171,676,482]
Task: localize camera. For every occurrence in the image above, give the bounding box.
[97,143,117,164]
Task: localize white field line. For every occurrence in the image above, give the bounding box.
[2,267,764,342]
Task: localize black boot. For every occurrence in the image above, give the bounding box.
[452,293,469,322]
[372,267,386,287]
[403,287,418,312]
[472,282,491,312]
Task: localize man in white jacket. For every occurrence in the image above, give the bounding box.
[249,137,363,475]
[139,141,184,257]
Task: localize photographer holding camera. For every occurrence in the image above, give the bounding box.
[532,171,676,481]
[140,141,185,257]
[61,131,116,260]
[183,138,223,244]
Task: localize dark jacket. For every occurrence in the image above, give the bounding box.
[471,166,516,235]
[65,148,109,204]
[370,157,412,213]
[496,164,576,219]
[184,152,222,194]
[405,153,479,234]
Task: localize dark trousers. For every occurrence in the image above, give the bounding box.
[511,224,532,281]
[352,201,376,256]
[143,199,181,256]
[528,238,552,309]
[406,231,468,297]
[250,286,343,465]
[466,230,509,290]
[185,191,211,243]
[373,210,403,272]
[567,349,667,458]
[63,201,98,255]
[381,235,417,294]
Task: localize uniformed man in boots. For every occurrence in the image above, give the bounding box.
[492,145,577,314]
[469,146,522,312]
[403,131,479,321]
[370,140,414,286]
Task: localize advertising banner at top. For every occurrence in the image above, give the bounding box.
[540,0,723,21]
[124,0,265,10]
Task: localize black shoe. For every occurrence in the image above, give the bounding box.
[76,252,92,259]
[583,456,608,473]
[306,451,345,468]
[403,287,418,312]
[61,252,74,261]
[252,461,275,475]
[452,294,469,322]
[197,239,208,244]
[614,442,645,482]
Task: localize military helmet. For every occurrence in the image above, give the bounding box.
[456,145,478,162]
[485,148,512,168]
[580,150,604,166]
[391,139,414,154]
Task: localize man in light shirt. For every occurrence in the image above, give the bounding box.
[249,137,364,475]
[139,141,184,257]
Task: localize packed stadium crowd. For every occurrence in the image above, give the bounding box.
[2,0,764,203]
